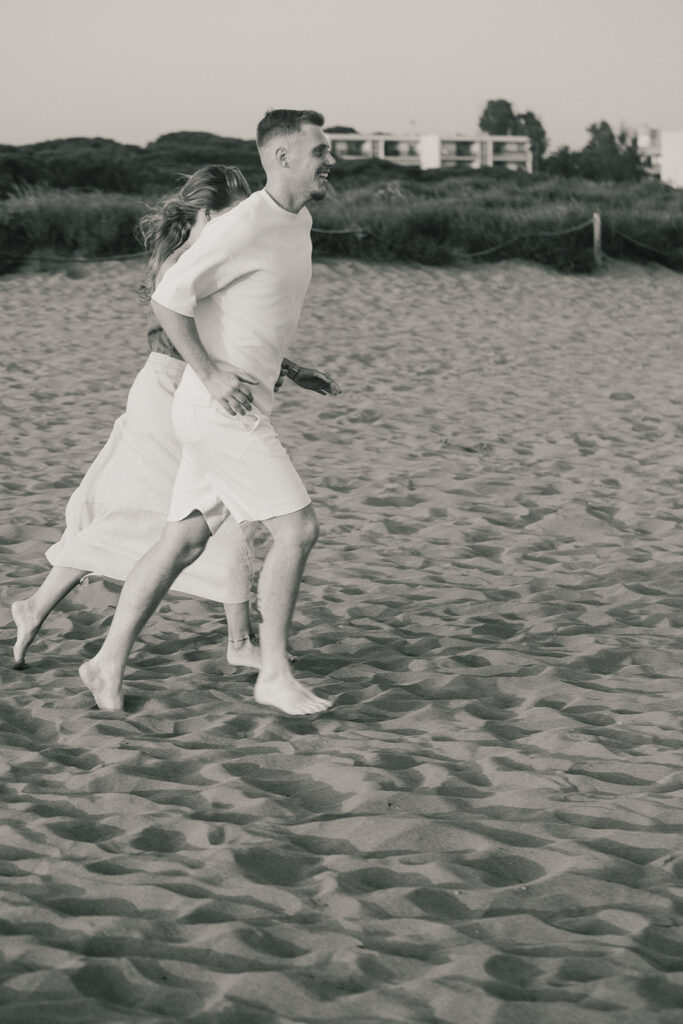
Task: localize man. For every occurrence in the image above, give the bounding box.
[80,109,337,716]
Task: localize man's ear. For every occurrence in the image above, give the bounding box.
[275,145,289,167]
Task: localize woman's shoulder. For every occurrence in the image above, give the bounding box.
[157,250,181,285]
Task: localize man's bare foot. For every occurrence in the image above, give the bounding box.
[11,598,39,668]
[79,659,123,712]
[254,668,332,716]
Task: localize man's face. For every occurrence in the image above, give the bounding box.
[287,123,335,201]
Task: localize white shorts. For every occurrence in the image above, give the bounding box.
[169,393,311,530]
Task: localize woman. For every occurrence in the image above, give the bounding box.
[12,165,340,670]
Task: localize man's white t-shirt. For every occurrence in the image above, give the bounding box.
[152,189,313,417]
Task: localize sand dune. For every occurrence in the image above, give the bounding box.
[2,256,683,1022]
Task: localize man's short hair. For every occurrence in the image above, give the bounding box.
[256,109,325,149]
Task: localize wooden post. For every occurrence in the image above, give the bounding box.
[593,211,603,270]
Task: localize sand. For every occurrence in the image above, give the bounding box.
[2,255,683,1023]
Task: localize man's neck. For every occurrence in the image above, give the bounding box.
[264,178,307,214]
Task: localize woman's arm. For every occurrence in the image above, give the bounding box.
[278,357,342,396]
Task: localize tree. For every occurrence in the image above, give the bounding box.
[543,122,645,181]
[479,100,516,136]
[479,99,548,169]
[543,145,582,177]
[579,122,643,181]
[513,111,547,168]
[325,126,358,134]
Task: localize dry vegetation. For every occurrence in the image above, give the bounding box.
[1,170,682,275]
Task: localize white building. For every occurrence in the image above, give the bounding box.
[660,131,683,189]
[636,127,683,187]
[327,133,533,173]
[636,127,661,176]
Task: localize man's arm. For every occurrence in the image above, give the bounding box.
[151,218,257,416]
[151,301,255,416]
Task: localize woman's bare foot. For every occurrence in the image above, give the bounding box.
[254,668,332,716]
[227,636,296,672]
[226,636,262,671]
[78,659,124,712]
[11,598,39,668]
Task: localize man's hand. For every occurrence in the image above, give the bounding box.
[207,367,258,416]
[291,366,342,396]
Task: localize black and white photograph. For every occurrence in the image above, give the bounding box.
[1,0,682,1020]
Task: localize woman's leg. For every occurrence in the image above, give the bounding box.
[12,565,86,667]
[218,519,260,669]
[224,600,261,669]
[223,601,296,670]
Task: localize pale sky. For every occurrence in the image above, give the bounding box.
[2,0,681,152]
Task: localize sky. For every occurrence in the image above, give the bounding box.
[2,0,681,152]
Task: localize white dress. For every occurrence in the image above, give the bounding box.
[45,345,254,604]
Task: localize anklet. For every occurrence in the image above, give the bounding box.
[228,633,258,646]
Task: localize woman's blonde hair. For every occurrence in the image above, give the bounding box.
[137,164,250,298]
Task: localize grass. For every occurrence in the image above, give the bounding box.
[1,172,682,275]
[0,186,146,273]
[310,172,683,272]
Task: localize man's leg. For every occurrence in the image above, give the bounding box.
[79,511,211,711]
[254,503,332,716]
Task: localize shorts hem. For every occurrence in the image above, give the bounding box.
[168,493,311,528]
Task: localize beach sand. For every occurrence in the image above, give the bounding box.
[1,256,683,1022]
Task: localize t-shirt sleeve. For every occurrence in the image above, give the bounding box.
[151,219,243,316]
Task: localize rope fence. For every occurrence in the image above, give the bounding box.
[314,211,681,270]
[311,226,365,235]
[601,221,678,261]
[22,251,146,264]
[452,217,595,260]
[20,225,366,266]
[11,212,681,272]
[310,214,600,267]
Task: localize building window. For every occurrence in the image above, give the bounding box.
[384,140,418,158]
[332,138,374,158]
[493,140,527,155]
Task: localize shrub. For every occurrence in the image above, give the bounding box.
[0,186,146,269]
[311,172,683,272]
[1,173,681,275]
